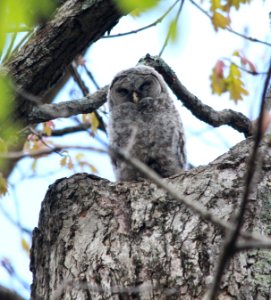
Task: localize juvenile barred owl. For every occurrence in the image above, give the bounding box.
[108,65,186,181]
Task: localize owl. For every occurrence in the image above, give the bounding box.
[108,65,186,181]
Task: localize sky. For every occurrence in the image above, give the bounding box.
[1,0,271,298]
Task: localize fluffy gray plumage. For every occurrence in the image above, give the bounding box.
[108,65,186,181]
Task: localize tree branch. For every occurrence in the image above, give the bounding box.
[28,86,108,124]
[0,286,24,300]
[43,123,92,137]
[140,54,252,137]
[102,0,179,39]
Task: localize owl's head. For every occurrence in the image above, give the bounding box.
[108,66,168,107]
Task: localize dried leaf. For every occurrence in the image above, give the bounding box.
[230,0,251,10]
[210,61,227,95]
[90,113,99,135]
[67,157,74,170]
[225,64,249,102]
[31,158,38,173]
[60,156,67,167]
[43,121,55,136]
[21,238,30,254]
[211,11,230,31]
[210,0,222,12]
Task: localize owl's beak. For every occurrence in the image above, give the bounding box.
[132,92,139,104]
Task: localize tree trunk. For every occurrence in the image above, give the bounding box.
[30,137,271,299]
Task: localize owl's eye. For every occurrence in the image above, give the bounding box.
[139,80,152,91]
[116,87,129,96]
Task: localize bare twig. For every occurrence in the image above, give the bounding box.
[69,62,106,132]
[0,203,32,235]
[2,32,17,62]
[206,57,271,300]
[222,58,267,76]
[0,145,107,160]
[140,54,252,137]
[41,123,92,137]
[189,0,271,48]
[83,65,100,90]
[103,0,180,39]
[159,0,185,56]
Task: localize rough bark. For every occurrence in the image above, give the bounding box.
[31,137,271,299]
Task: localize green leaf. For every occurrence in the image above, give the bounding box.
[0,0,55,53]
[168,18,178,42]
[0,173,8,197]
[114,0,161,14]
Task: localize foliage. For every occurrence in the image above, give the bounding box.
[0,0,55,194]
[114,0,161,15]
[210,0,251,31]
[210,50,256,102]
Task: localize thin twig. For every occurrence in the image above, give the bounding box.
[69,62,106,133]
[222,58,267,76]
[206,57,271,300]
[0,145,107,160]
[189,0,271,47]
[2,32,17,62]
[159,0,185,57]
[83,65,100,90]
[0,203,32,235]
[40,123,92,137]
[10,31,33,56]
[102,0,180,39]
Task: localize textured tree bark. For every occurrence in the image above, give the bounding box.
[30,138,271,299]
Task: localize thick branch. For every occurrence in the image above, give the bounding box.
[28,86,108,124]
[140,55,252,137]
[0,286,24,300]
